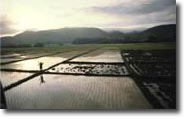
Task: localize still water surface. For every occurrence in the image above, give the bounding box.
[5,75,152,109]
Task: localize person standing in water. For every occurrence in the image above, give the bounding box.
[39,62,45,84]
[39,62,43,71]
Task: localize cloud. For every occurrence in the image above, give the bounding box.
[0,0,176,35]
[88,0,175,15]
[0,16,18,36]
[86,0,176,28]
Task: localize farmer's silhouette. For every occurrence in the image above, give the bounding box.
[39,62,45,84]
[39,62,43,70]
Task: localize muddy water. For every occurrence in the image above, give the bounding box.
[5,75,152,109]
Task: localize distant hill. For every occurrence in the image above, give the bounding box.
[0,24,176,47]
[140,24,176,42]
[73,24,176,44]
[1,28,109,47]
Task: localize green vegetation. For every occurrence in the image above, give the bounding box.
[1,42,175,55]
[99,42,176,50]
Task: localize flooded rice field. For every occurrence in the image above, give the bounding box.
[121,50,176,108]
[71,49,123,62]
[0,52,52,64]
[0,50,86,70]
[0,47,176,109]
[5,75,151,109]
[1,57,66,70]
[1,72,34,88]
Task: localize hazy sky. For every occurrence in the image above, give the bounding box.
[0,0,176,36]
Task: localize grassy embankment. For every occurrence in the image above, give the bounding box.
[1,42,176,55]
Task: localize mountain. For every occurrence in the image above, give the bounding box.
[140,24,176,42]
[1,27,109,47]
[72,24,176,44]
[0,24,176,47]
[109,31,125,39]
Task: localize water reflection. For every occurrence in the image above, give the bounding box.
[39,62,45,84]
[40,75,45,84]
[72,50,123,62]
[5,75,152,109]
[1,57,66,70]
